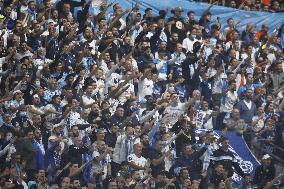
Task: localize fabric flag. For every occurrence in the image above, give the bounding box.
[119,0,284,34]
[195,129,260,184]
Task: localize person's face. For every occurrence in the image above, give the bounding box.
[228,19,234,27]
[15,92,23,101]
[96,130,105,140]
[134,143,142,155]
[108,181,118,189]
[174,10,182,17]
[15,23,22,32]
[160,41,167,50]
[155,140,164,151]
[273,1,280,10]
[99,19,107,29]
[74,138,82,146]
[262,6,269,11]
[55,96,61,104]
[184,145,193,155]
[86,85,93,95]
[171,93,179,103]
[37,170,45,179]
[231,109,240,119]
[126,127,134,137]
[180,169,190,179]
[124,37,131,44]
[203,73,209,81]
[215,164,224,173]
[72,126,79,136]
[222,140,230,150]
[52,10,58,18]
[202,101,209,110]
[206,14,211,21]
[245,90,253,99]
[32,115,41,125]
[276,63,283,72]
[172,33,178,41]
[5,6,12,16]
[21,43,28,51]
[63,3,70,13]
[229,0,236,8]
[182,178,191,188]
[4,113,11,123]
[61,177,71,189]
[97,141,106,152]
[116,107,124,117]
[176,43,183,52]
[262,158,271,166]
[71,99,78,109]
[146,10,152,17]
[114,3,122,13]
[230,83,236,91]
[258,107,264,115]
[191,29,197,36]
[268,103,274,112]
[27,132,34,140]
[33,96,41,104]
[95,69,103,78]
[34,129,42,139]
[34,23,41,31]
[111,125,119,133]
[246,74,254,84]
[189,13,195,20]
[134,125,141,136]
[142,134,150,145]
[28,2,36,10]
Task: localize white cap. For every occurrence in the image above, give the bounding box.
[13,90,22,95]
[262,154,271,160]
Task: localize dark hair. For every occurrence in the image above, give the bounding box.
[187,11,195,16]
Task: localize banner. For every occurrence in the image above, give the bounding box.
[119,0,284,34]
[195,129,260,184]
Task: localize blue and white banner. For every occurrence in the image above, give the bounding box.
[119,0,284,34]
[196,129,260,183]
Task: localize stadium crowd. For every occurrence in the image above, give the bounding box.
[0,0,284,188]
[202,0,284,12]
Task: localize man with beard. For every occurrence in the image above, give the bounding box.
[270,61,284,90]
[236,89,257,125]
[67,125,81,146]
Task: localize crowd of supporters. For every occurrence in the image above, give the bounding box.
[0,0,283,188]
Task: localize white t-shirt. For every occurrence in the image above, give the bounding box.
[118,81,135,104]
[138,78,154,101]
[164,103,188,126]
[220,91,238,113]
[82,95,96,107]
[252,115,265,132]
[127,153,147,178]
[182,37,197,53]
[92,151,111,180]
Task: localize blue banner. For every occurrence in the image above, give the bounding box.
[119,0,284,34]
[195,129,260,184]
